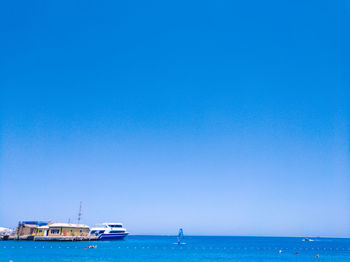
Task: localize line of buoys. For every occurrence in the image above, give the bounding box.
[2,245,350,252]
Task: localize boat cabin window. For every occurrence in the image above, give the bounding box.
[110,230,123,233]
[91,230,104,236]
[109,225,122,228]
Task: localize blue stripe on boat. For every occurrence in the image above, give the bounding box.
[98,233,128,240]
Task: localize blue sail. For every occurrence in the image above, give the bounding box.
[177,228,184,244]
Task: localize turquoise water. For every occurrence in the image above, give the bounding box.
[1,236,350,261]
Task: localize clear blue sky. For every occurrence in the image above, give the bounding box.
[1,0,349,237]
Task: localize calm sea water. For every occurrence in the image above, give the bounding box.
[1,236,350,262]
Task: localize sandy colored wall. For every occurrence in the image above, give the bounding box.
[17,226,36,236]
[61,227,89,236]
[34,229,47,236]
[47,227,89,236]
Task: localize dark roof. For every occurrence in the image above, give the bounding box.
[20,221,49,226]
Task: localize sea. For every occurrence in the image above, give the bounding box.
[1,236,350,262]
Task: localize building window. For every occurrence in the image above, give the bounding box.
[50,229,60,235]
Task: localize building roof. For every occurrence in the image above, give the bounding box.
[48,223,89,229]
[22,224,39,228]
[21,221,48,226]
[37,225,49,229]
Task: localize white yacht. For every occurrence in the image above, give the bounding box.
[90,223,129,240]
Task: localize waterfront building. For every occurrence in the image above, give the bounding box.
[16,221,49,238]
[33,225,49,236]
[33,223,90,237]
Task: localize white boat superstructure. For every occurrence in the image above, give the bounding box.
[0,227,13,236]
[90,223,129,240]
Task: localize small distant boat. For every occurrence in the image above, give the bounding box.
[90,223,129,240]
[302,238,314,242]
[0,227,13,236]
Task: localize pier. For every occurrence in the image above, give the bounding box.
[34,236,99,241]
[0,221,99,241]
[1,235,99,241]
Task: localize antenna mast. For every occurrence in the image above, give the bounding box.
[77,201,82,224]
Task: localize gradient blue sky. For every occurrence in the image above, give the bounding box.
[1,0,349,237]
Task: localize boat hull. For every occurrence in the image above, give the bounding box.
[98,233,128,240]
